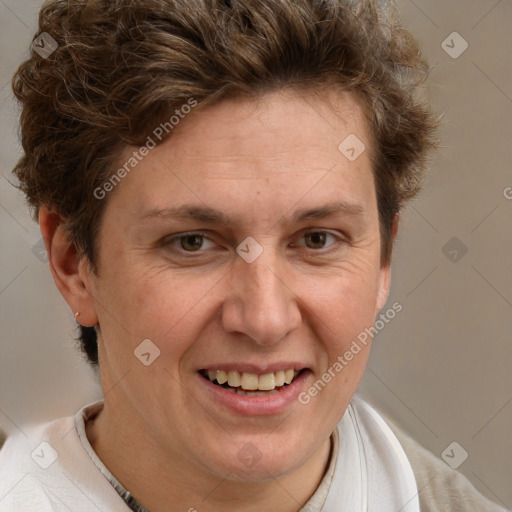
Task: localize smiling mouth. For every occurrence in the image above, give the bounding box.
[199,369,304,396]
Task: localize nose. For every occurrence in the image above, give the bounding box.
[221,250,302,346]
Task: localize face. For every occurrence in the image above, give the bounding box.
[82,88,390,481]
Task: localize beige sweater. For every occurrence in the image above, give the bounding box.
[387,420,508,511]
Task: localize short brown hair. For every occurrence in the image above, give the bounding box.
[12,0,439,365]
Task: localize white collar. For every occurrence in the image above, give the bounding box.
[320,395,420,512]
[75,395,419,512]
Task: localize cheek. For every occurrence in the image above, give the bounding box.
[299,265,380,372]
[110,266,219,350]
[304,263,381,325]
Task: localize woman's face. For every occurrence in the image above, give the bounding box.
[84,88,390,480]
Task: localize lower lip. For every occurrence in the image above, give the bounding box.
[197,370,310,416]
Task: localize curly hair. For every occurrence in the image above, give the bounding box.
[11,0,439,365]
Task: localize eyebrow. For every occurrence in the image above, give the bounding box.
[140,200,366,228]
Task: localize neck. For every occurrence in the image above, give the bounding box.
[86,401,333,512]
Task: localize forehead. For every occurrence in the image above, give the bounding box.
[165,89,369,169]
[108,88,377,224]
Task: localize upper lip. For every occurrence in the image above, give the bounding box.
[199,362,308,374]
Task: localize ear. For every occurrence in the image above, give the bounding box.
[376,213,399,311]
[39,206,98,327]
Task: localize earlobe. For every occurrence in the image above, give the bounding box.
[376,264,391,311]
[39,206,99,327]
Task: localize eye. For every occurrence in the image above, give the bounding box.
[300,231,339,250]
[165,232,216,252]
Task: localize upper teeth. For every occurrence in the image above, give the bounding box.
[206,369,299,391]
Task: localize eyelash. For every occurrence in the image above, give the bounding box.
[162,230,345,254]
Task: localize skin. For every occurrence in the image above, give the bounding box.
[41,87,393,512]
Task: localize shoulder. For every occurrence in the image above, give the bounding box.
[0,408,128,512]
[377,409,508,512]
[0,417,74,511]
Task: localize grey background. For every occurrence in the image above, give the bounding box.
[1,0,511,508]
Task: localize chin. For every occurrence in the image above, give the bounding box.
[200,437,307,482]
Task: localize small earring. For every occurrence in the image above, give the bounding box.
[74,311,80,321]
